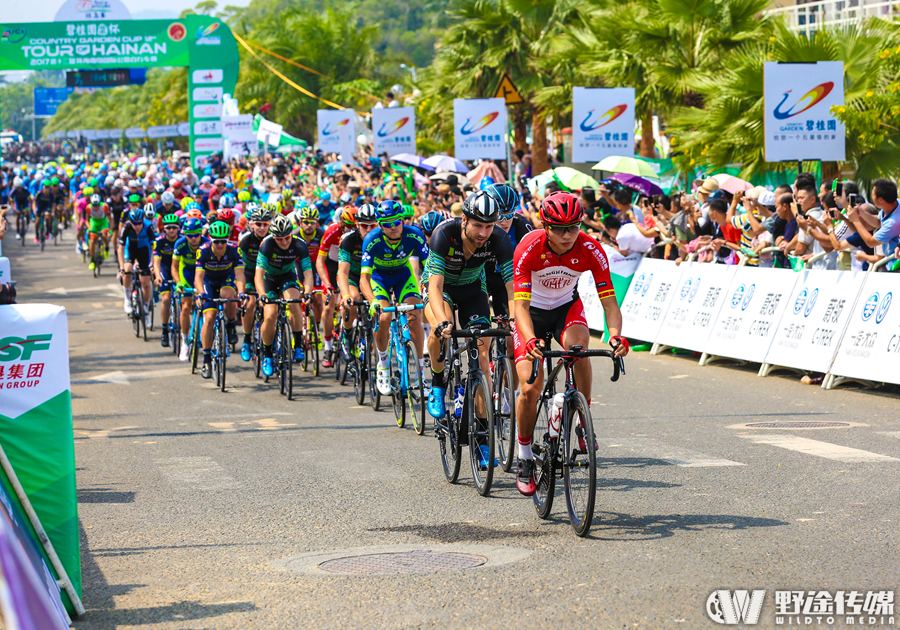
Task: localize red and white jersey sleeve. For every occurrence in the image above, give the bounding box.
[319,223,342,261]
[513,230,615,310]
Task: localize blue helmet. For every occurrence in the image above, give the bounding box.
[479,176,495,191]
[182,217,203,235]
[127,207,144,223]
[377,200,404,223]
[320,191,331,202]
[219,194,236,208]
[420,211,444,236]
[486,183,519,214]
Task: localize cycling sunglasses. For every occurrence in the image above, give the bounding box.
[500,212,516,221]
[547,224,580,235]
[378,218,403,229]
[185,233,202,238]
[164,225,180,230]
[211,239,228,245]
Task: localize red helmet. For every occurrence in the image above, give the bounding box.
[217,208,235,225]
[172,180,182,188]
[539,192,583,226]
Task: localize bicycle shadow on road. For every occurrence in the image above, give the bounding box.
[587,511,788,542]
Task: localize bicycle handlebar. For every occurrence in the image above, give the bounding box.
[526,348,624,385]
[436,327,510,363]
[382,303,424,314]
[342,299,370,322]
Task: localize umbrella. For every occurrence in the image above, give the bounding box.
[609,173,663,197]
[467,161,506,186]
[324,161,346,175]
[528,167,600,195]
[592,156,658,179]
[391,153,433,170]
[429,172,472,187]
[423,154,468,173]
[712,173,752,194]
[413,171,431,190]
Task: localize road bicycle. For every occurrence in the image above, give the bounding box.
[341,300,372,405]
[377,303,426,434]
[489,315,516,473]
[436,325,510,496]
[250,296,265,379]
[261,296,306,400]
[299,289,329,376]
[526,339,625,537]
[203,296,244,392]
[128,266,148,341]
[170,288,192,358]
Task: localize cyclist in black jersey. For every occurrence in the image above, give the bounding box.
[33,181,55,245]
[238,205,271,362]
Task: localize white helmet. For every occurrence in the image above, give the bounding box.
[105,175,115,186]
[161,191,175,205]
[13,177,23,187]
[143,203,156,220]
[340,192,352,204]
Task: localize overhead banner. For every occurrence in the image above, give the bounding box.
[764,61,845,162]
[453,98,508,160]
[33,87,72,117]
[571,87,635,164]
[54,0,133,21]
[222,114,254,142]
[0,305,80,614]
[147,124,179,139]
[704,266,800,363]
[579,247,643,333]
[828,274,900,385]
[317,109,352,154]
[655,263,737,352]
[763,269,865,372]
[124,127,144,139]
[618,258,686,342]
[372,106,416,157]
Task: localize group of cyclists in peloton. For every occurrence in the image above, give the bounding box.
[7,159,630,528]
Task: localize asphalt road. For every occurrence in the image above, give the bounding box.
[4,229,900,630]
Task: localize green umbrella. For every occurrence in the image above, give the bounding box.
[592,156,658,179]
[528,167,601,195]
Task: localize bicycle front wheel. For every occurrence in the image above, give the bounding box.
[390,342,404,427]
[282,321,293,399]
[353,328,367,404]
[468,371,495,496]
[367,329,381,411]
[493,355,516,473]
[563,392,597,537]
[533,398,556,519]
[405,341,426,435]
[217,318,228,392]
[309,316,320,377]
[131,290,141,338]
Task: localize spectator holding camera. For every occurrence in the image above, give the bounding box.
[844,178,900,260]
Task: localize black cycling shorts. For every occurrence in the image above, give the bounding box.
[263,271,302,300]
[125,244,152,275]
[426,280,490,329]
[324,258,339,288]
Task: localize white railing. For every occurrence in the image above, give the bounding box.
[766,0,899,33]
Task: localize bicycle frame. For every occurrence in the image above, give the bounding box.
[379,303,422,393]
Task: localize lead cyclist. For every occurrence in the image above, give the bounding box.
[511,192,630,497]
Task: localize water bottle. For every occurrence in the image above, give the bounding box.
[453,386,465,419]
[548,393,564,439]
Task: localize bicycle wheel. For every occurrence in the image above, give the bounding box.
[333,335,343,381]
[172,319,181,357]
[493,355,516,473]
[404,341,426,435]
[275,322,285,394]
[38,220,45,251]
[252,313,262,379]
[438,374,462,483]
[138,286,147,342]
[353,329,367,405]
[190,310,201,375]
[213,320,222,387]
[467,371,495,496]
[532,397,556,519]
[148,299,155,332]
[367,329,381,411]
[390,341,405,427]
[563,392,597,537]
[282,320,294,400]
[309,316,320,377]
[300,313,310,373]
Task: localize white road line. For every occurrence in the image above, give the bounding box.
[739,435,900,463]
[156,456,242,490]
[877,431,900,440]
[602,437,745,467]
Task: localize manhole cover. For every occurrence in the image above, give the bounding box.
[318,550,486,575]
[745,422,850,429]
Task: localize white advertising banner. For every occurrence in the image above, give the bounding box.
[571,87,635,164]
[124,127,144,139]
[82,129,97,140]
[257,119,283,148]
[453,98,508,160]
[829,274,900,385]
[618,258,686,342]
[195,120,223,136]
[147,125,179,139]
[221,114,254,143]
[763,269,865,372]
[372,106,416,157]
[579,246,643,332]
[317,109,352,154]
[655,263,738,352]
[704,267,800,363]
[764,61,845,162]
[192,86,223,102]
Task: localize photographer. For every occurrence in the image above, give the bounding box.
[844,179,900,261]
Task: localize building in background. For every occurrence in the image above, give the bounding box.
[767,0,899,35]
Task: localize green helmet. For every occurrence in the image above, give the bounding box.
[51,177,60,185]
[41,179,51,187]
[89,177,99,187]
[128,193,141,203]
[162,213,180,226]
[208,221,231,240]
[401,204,415,219]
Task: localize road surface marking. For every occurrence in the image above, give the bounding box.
[600,437,744,467]
[739,435,900,463]
[156,456,242,490]
[75,426,140,439]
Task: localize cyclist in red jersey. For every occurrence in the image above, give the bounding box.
[512,192,630,496]
[216,207,241,244]
[317,206,354,367]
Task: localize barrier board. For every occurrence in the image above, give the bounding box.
[704,266,800,363]
[828,273,900,385]
[618,258,685,342]
[579,246,642,332]
[763,269,865,373]
[655,263,737,352]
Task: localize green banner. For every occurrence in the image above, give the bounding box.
[0,20,190,71]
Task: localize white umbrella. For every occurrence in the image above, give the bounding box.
[423,155,468,173]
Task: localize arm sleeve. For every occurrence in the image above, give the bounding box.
[360,232,377,275]
[256,240,273,274]
[296,240,312,273]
